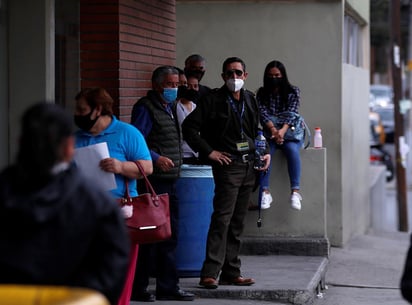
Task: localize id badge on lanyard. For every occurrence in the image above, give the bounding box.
[236,139,249,152]
[229,96,249,152]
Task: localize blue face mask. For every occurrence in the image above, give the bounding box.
[162,88,178,104]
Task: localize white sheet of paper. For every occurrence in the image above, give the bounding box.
[74,142,117,191]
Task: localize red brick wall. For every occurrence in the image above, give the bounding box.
[80,0,176,121]
[80,1,120,114]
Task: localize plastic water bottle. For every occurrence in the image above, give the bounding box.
[254,130,266,170]
[314,127,323,148]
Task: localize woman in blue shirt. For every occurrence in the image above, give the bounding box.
[74,87,152,305]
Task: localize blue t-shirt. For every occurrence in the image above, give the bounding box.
[75,116,151,198]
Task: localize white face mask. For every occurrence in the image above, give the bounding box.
[226,79,244,92]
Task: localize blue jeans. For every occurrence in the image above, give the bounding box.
[259,139,302,192]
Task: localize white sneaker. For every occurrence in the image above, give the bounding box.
[261,192,273,210]
[290,192,302,210]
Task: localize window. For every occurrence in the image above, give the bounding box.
[343,14,363,67]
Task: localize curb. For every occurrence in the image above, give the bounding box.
[241,237,330,257]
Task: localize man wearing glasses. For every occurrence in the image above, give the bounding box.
[182,57,270,289]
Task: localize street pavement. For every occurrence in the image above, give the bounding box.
[130,177,412,305]
[315,178,411,305]
[315,230,409,305]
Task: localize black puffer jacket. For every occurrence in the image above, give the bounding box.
[136,90,182,179]
[0,164,130,305]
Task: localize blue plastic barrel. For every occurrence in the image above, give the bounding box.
[175,164,214,277]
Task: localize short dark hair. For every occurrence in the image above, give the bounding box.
[222,57,246,73]
[75,88,114,116]
[184,54,206,66]
[17,102,73,187]
[175,67,185,75]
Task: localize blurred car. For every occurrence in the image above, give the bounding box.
[369,109,394,182]
[369,110,386,146]
[374,105,394,143]
[369,93,375,109]
[370,84,394,108]
[370,147,395,182]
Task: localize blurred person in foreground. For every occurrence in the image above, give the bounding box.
[74,88,153,305]
[182,56,270,289]
[0,102,130,305]
[401,234,412,303]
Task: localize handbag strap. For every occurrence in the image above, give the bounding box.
[134,161,158,196]
[123,161,158,200]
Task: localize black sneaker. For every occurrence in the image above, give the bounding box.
[156,289,195,301]
[131,290,155,302]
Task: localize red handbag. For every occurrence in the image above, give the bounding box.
[118,161,171,244]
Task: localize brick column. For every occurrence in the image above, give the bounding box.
[80,0,176,121]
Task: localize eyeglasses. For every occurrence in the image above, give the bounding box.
[224,69,244,77]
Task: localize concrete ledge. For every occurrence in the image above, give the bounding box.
[241,236,330,257]
[243,149,328,258]
[244,148,327,238]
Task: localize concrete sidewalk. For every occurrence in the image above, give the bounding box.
[316,230,410,305]
[131,254,327,305]
[130,180,412,305]
[130,230,410,305]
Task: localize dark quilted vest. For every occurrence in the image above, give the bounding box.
[138,92,182,179]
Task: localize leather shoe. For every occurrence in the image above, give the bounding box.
[132,290,155,302]
[156,289,195,301]
[199,277,218,289]
[219,276,255,286]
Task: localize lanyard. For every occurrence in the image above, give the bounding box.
[228,96,245,139]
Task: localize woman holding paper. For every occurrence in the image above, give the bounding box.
[74,87,152,198]
[74,87,152,305]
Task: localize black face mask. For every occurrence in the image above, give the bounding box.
[74,109,99,131]
[264,77,283,89]
[178,85,200,102]
[185,69,205,81]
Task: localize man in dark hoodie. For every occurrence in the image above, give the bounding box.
[0,102,130,305]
